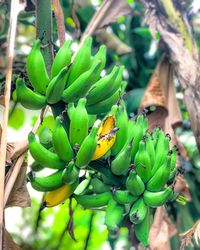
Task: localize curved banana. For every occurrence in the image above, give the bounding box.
[28,132,65,169]
[129,197,147,224]
[145,133,155,166]
[134,140,151,183]
[16,78,46,110]
[43,179,79,208]
[113,190,138,205]
[30,161,44,172]
[92,128,118,160]
[26,39,49,94]
[51,40,72,79]
[67,36,92,86]
[69,98,89,147]
[143,187,173,207]
[46,67,69,104]
[97,113,116,136]
[27,170,64,192]
[75,120,100,168]
[62,161,79,184]
[91,177,111,194]
[52,116,74,162]
[86,66,119,105]
[126,168,145,196]
[38,126,52,149]
[105,198,124,231]
[170,146,177,171]
[67,102,75,120]
[73,192,112,208]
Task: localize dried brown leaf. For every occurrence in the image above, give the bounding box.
[96,29,132,55]
[5,161,31,208]
[6,140,28,166]
[3,227,21,250]
[174,175,191,201]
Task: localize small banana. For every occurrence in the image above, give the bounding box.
[126,168,145,196]
[30,161,44,172]
[145,133,156,166]
[91,177,111,194]
[43,179,79,208]
[26,39,49,94]
[52,116,74,162]
[113,190,138,205]
[16,78,46,110]
[28,132,65,169]
[38,126,52,149]
[129,197,147,224]
[62,161,79,184]
[51,40,72,79]
[73,192,112,208]
[69,98,89,147]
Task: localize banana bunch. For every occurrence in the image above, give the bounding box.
[15,37,124,114]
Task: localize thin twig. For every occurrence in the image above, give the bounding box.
[0,1,24,248]
[52,0,66,46]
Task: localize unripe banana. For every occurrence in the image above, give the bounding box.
[145,133,155,166]
[113,190,138,205]
[111,104,129,156]
[69,98,89,147]
[86,88,121,115]
[134,207,151,247]
[86,66,120,105]
[126,168,145,196]
[52,116,74,161]
[73,192,112,208]
[143,117,149,133]
[26,39,49,94]
[38,126,52,149]
[51,40,72,79]
[67,103,75,120]
[88,114,97,128]
[151,127,160,147]
[16,78,46,110]
[67,36,92,86]
[92,128,118,160]
[91,177,111,194]
[62,161,79,184]
[111,143,132,175]
[43,179,79,208]
[170,146,177,171]
[62,60,102,103]
[130,114,145,161]
[143,187,173,207]
[30,161,44,172]
[146,154,171,192]
[129,197,147,224]
[134,140,151,183]
[46,67,69,104]
[75,120,100,168]
[27,170,64,191]
[28,132,65,169]
[105,198,124,231]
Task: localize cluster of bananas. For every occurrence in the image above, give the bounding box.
[17,37,186,247]
[15,37,125,114]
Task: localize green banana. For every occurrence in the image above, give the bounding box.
[90,44,107,83]
[69,98,89,147]
[134,207,151,247]
[143,187,173,207]
[88,114,97,128]
[91,177,111,194]
[62,60,102,103]
[16,78,46,110]
[75,120,100,168]
[142,117,149,133]
[46,67,69,104]
[105,198,124,231]
[86,66,120,105]
[27,170,64,191]
[26,39,49,94]
[145,133,156,166]
[167,169,177,184]
[111,143,132,175]
[38,126,52,149]
[30,161,44,172]
[28,132,65,169]
[111,104,129,156]
[134,140,151,183]
[67,36,92,86]
[62,161,79,184]
[73,192,112,208]
[151,132,170,175]
[126,168,145,196]
[130,114,145,161]
[52,116,74,162]
[151,127,160,148]
[86,88,122,115]
[129,197,147,224]
[113,190,138,205]
[67,103,75,120]
[146,154,171,192]
[170,146,177,171]
[51,40,72,79]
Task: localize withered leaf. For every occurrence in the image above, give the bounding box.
[174,175,191,201]
[6,140,28,166]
